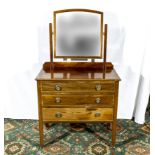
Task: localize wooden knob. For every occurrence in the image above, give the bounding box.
[55,84,61,91]
[95,85,102,91]
[95,112,101,117]
[55,97,61,103]
[96,98,101,104]
[55,112,62,118]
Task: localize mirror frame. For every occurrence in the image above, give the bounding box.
[53,9,103,59]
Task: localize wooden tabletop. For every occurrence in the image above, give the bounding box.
[36,68,120,81]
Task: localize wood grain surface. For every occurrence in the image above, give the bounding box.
[42,108,113,122]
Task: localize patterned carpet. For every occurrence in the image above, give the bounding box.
[4,111,149,155]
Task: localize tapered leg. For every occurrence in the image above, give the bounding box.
[112,81,119,147]
[112,121,116,147]
[39,119,44,146]
[37,81,44,147]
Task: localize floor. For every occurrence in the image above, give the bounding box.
[4,110,149,155]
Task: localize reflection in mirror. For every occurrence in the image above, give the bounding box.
[54,11,103,58]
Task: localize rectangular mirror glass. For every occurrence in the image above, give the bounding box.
[54,9,103,58]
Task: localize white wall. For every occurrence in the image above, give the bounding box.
[1,0,150,124]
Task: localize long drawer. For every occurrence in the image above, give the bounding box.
[41,80,115,93]
[42,94,114,107]
[42,108,113,122]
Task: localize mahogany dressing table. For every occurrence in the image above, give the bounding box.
[35,9,120,147]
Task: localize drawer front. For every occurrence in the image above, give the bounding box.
[42,94,114,107]
[42,108,113,122]
[41,81,114,93]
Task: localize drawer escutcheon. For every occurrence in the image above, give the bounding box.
[55,97,61,103]
[95,85,102,91]
[95,112,101,117]
[96,98,101,104]
[55,112,62,118]
[55,84,62,91]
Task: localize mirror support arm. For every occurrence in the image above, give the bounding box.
[49,23,53,63]
[103,24,108,77]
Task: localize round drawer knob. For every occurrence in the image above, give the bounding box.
[55,84,61,91]
[55,112,62,118]
[95,85,102,91]
[55,97,61,103]
[95,112,101,117]
[96,98,101,104]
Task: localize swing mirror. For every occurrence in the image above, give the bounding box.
[54,9,103,58]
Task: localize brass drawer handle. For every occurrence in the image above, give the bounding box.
[55,97,61,103]
[55,84,61,91]
[95,112,101,117]
[55,112,62,118]
[95,85,102,91]
[96,98,101,104]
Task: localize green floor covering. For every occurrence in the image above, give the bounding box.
[4,110,149,155]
